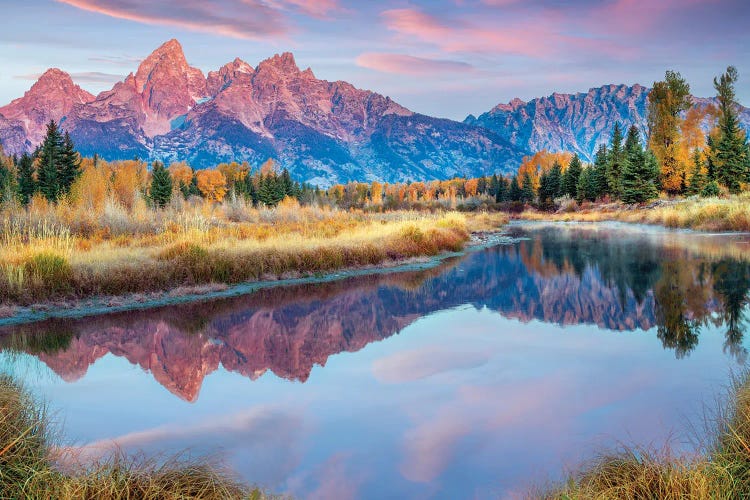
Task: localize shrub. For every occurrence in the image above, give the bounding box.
[24,252,72,294]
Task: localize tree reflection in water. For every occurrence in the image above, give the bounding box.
[1,225,749,399]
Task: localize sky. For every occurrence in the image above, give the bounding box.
[0,0,748,120]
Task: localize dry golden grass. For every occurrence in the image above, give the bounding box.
[542,373,750,500]
[0,375,270,499]
[0,196,507,305]
[519,194,750,232]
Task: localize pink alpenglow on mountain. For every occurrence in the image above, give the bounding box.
[0,39,520,186]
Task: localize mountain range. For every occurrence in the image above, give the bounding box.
[1,39,748,185]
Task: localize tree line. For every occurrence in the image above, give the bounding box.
[502,65,749,208]
[1,66,747,213]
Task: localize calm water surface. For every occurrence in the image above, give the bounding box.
[2,222,750,499]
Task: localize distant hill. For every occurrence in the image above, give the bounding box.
[465,84,750,162]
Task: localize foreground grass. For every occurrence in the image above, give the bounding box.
[0,198,507,305]
[0,375,268,499]
[542,373,750,499]
[519,194,750,232]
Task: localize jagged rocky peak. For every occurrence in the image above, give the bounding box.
[257,52,301,74]
[0,68,94,146]
[9,68,94,110]
[129,38,208,136]
[207,57,254,96]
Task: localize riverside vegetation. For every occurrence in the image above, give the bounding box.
[0,374,270,499]
[543,372,750,499]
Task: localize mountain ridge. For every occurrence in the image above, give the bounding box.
[0,39,521,186]
[2,40,749,184]
[466,83,750,161]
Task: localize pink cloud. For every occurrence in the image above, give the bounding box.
[381,7,625,59]
[271,0,340,17]
[372,347,489,382]
[356,53,473,76]
[56,0,340,38]
[584,0,717,36]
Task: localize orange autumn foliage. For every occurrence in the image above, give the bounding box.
[518,150,573,190]
[196,169,228,202]
[168,162,193,187]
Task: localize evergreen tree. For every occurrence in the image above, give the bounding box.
[548,162,563,199]
[37,120,64,202]
[537,163,562,209]
[495,176,508,202]
[508,175,522,202]
[705,135,717,180]
[149,161,173,208]
[477,176,487,195]
[538,170,552,209]
[489,174,500,199]
[686,149,707,196]
[16,153,35,205]
[606,123,625,199]
[592,144,608,199]
[621,125,659,203]
[701,180,721,197]
[576,167,596,203]
[520,172,535,204]
[710,66,749,193]
[244,172,258,205]
[58,131,80,195]
[280,168,295,198]
[258,174,283,206]
[562,154,582,198]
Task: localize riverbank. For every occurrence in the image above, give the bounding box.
[517,194,750,232]
[0,374,271,499]
[0,207,508,325]
[542,372,750,499]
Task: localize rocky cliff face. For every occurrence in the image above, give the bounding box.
[466,84,750,161]
[0,68,94,148]
[0,39,521,185]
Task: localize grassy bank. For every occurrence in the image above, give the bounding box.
[0,374,268,499]
[542,373,750,499]
[518,194,750,232]
[0,198,507,306]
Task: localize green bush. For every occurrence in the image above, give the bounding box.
[24,252,72,293]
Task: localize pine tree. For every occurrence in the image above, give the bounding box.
[592,144,608,199]
[16,153,35,205]
[477,176,487,195]
[606,123,625,199]
[576,167,596,203]
[495,176,508,202]
[37,120,64,202]
[686,149,707,196]
[621,125,659,203]
[710,66,749,194]
[489,174,500,199]
[520,172,535,204]
[538,170,552,209]
[562,154,582,198]
[58,131,80,195]
[548,162,563,199]
[508,175,522,202]
[244,172,258,205]
[280,168,295,198]
[150,161,173,208]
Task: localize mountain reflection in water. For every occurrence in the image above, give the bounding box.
[2,224,749,402]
